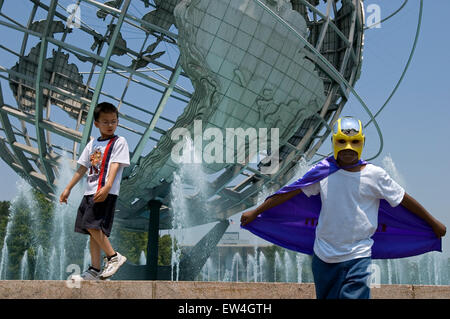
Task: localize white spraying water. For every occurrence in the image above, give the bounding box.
[48,247,57,280]
[200,257,214,281]
[283,251,293,282]
[34,245,45,279]
[274,251,282,282]
[170,136,208,281]
[19,250,29,280]
[296,253,304,283]
[230,252,243,282]
[0,245,8,279]
[47,156,85,280]
[246,253,257,282]
[382,153,406,187]
[170,171,186,281]
[139,250,146,265]
[83,238,91,271]
[222,269,231,282]
[258,251,266,282]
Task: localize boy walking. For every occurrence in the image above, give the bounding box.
[60,102,130,280]
[241,116,446,299]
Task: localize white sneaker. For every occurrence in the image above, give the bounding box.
[70,267,101,281]
[100,252,127,279]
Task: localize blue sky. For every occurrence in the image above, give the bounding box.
[1,1,450,254]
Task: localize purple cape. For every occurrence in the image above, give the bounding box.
[242,157,441,259]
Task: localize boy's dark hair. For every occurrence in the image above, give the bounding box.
[94,102,119,121]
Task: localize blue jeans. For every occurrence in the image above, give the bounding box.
[312,253,372,299]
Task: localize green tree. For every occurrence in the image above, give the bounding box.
[111,228,148,265]
[111,230,176,266]
[31,190,53,248]
[159,234,175,266]
[4,195,32,279]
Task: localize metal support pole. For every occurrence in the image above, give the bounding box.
[179,219,230,281]
[34,0,57,187]
[147,199,162,280]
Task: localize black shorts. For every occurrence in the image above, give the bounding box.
[75,194,118,237]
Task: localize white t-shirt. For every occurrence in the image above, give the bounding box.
[301,164,405,263]
[77,135,130,196]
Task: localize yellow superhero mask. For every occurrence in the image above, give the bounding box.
[332,117,365,160]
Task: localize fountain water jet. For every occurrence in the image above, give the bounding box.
[231,252,243,282]
[19,250,29,280]
[170,136,209,281]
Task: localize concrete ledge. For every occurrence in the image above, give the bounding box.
[1,281,450,299]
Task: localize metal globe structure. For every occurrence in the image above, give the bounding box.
[0,0,365,279]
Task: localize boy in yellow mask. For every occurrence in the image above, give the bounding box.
[241,116,446,299]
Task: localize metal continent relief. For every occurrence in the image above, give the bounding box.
[120,0,326,206]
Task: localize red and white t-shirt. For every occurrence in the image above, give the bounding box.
[77,135,130,196]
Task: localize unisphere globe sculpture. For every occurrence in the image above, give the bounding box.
[0,0,365,279]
